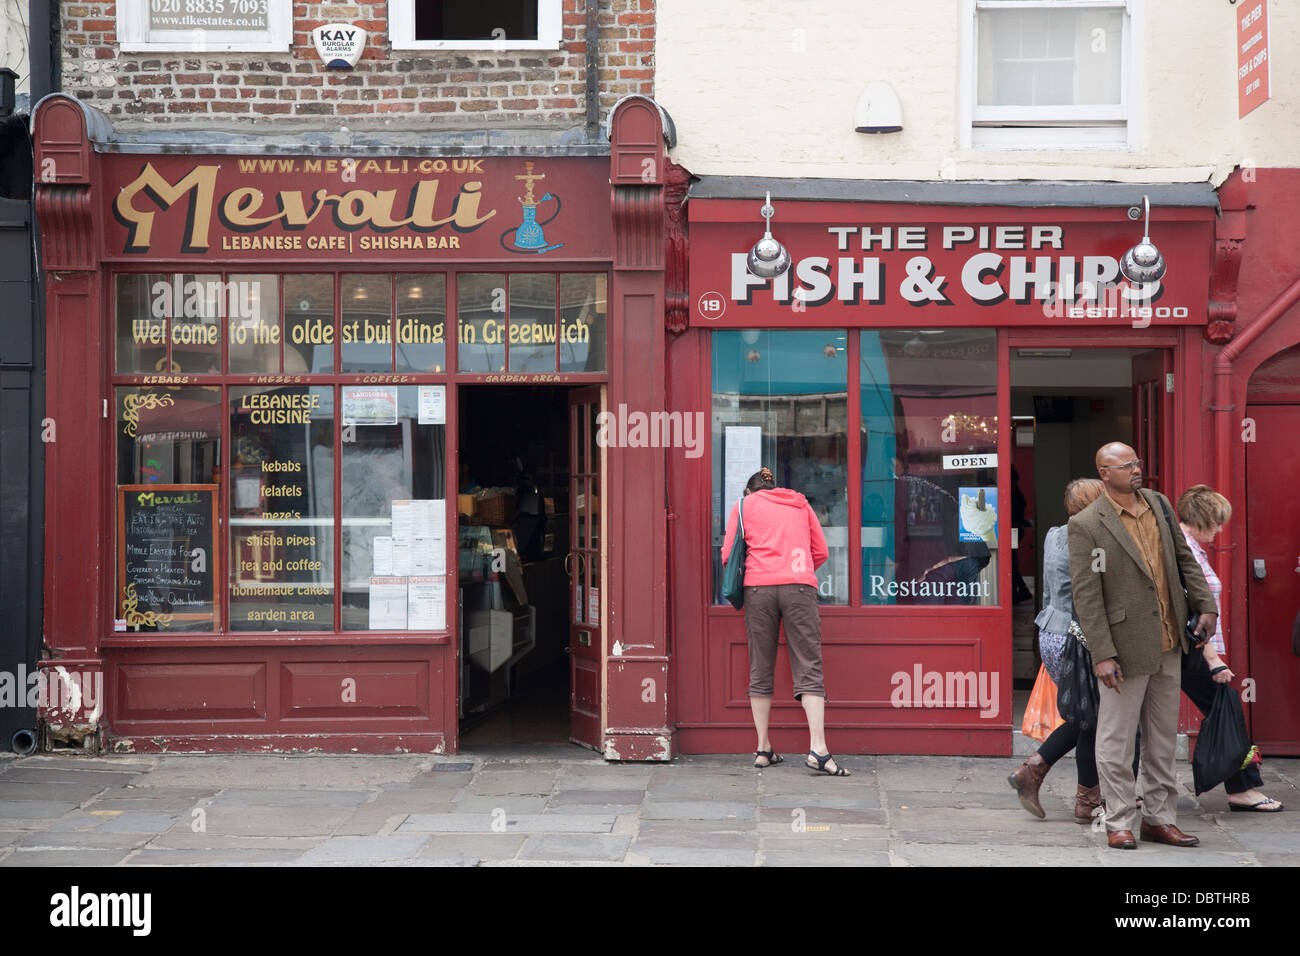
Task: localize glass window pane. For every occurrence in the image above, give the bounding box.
[284,275,335,373]
[341,386,447,631]
[415,0,539,41]
[229,385,335,631]
[228,275,281,374]
[342,274,393,373]
[508,273,557,373]
[712,330,849,605]
[116,274,169,374]
[860,330,998,606]
[166,273,223,374]
[978,8,1123,108]
[395,274,447,373]
[115,385,222,631]
[457,273,506,372]
[559,274,607,373]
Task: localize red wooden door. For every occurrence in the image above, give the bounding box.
[568,387,603,749]
[1245,404,1300,754]
[1131,349,1173,495]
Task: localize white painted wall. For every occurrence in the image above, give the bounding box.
[657,0,1292,184]
[2,0,29,97]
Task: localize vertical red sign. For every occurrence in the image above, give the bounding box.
[1237,0,1270,118]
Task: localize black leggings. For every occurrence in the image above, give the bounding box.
[1039,718,1099,788]
[1131,650,1263,794]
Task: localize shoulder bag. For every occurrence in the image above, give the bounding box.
[721,497,747,610]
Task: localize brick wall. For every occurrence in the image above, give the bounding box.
[60,1,654,130]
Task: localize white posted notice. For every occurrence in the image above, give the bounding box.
[368,577,408,629]
[418,385,446,425]
[407,576,445,630]
[723,425,763,526]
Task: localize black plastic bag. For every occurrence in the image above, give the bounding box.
[1057,621,1100,731]
[1192,683,1252,795]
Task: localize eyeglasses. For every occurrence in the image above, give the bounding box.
[1102,458,1143,472]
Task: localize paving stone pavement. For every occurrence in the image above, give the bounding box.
[0,750,1295,867]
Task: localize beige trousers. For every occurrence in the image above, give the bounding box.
[1094,647,1182,833]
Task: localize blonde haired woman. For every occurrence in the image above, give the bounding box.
[1175,485,1282,812]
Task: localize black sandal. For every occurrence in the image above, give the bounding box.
[753,749,783,769]
[807,750,850,776]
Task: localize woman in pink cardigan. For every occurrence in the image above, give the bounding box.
[721,468,848,776]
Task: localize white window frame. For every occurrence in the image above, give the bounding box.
[117,0,292,53]
[389,0,562,51]
[961,0,1138,150]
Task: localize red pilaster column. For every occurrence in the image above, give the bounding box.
[33,96,107,738]
[604,97,672,759]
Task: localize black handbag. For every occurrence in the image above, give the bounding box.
[1057,620,1100,731]
[1191,682,1252,795]
[1153,493,1207,648]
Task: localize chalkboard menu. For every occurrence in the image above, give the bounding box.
[117,484,219,631]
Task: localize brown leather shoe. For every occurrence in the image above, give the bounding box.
[1008,753,1049,819]
[1107,829,1137,849]
[1074,784,1102,824]
[1140,821,1199,847]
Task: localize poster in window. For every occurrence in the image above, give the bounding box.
[958,487,998,546]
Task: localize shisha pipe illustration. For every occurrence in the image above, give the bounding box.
[501,161,565,254]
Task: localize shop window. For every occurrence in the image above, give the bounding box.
[116,273,222,376]
[389,0,562,50]
[115,386,223,631]
[111,268,597,636]
[558,274,607,373]
[117,0,293,53]
[457,273,605,374]
[228,385,335,631]
[341,386,448,631]
[458,273,508,373]
[226,275,281,375]
[712,330,850,605]
[396,275,448,374]
[285,275,335,374]
[342,275,394,373]
[862,330,998,606]
[966,0,1131,148]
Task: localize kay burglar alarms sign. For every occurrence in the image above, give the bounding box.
[689,203,1214,327]
[103,154,610,261]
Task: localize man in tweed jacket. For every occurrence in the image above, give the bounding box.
[1068,442,1217,849]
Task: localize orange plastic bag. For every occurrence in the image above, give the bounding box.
[1021,663,1065,742]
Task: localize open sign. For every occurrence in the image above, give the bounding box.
[942,454,997,470]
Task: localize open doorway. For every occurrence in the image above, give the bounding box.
[1009,347,1170,705]
[457,385,574,746]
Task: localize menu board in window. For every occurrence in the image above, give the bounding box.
[117,484,219,631]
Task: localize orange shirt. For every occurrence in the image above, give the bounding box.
[1105,490,1181,652]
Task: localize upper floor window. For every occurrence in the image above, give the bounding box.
[965,0,1133,149]
[117,0,292,52]
[390,0,562,50]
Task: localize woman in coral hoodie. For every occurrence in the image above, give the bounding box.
[721,468,849,776]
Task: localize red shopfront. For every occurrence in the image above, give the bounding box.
[33,94,676,757]
[669,182,1221,756]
